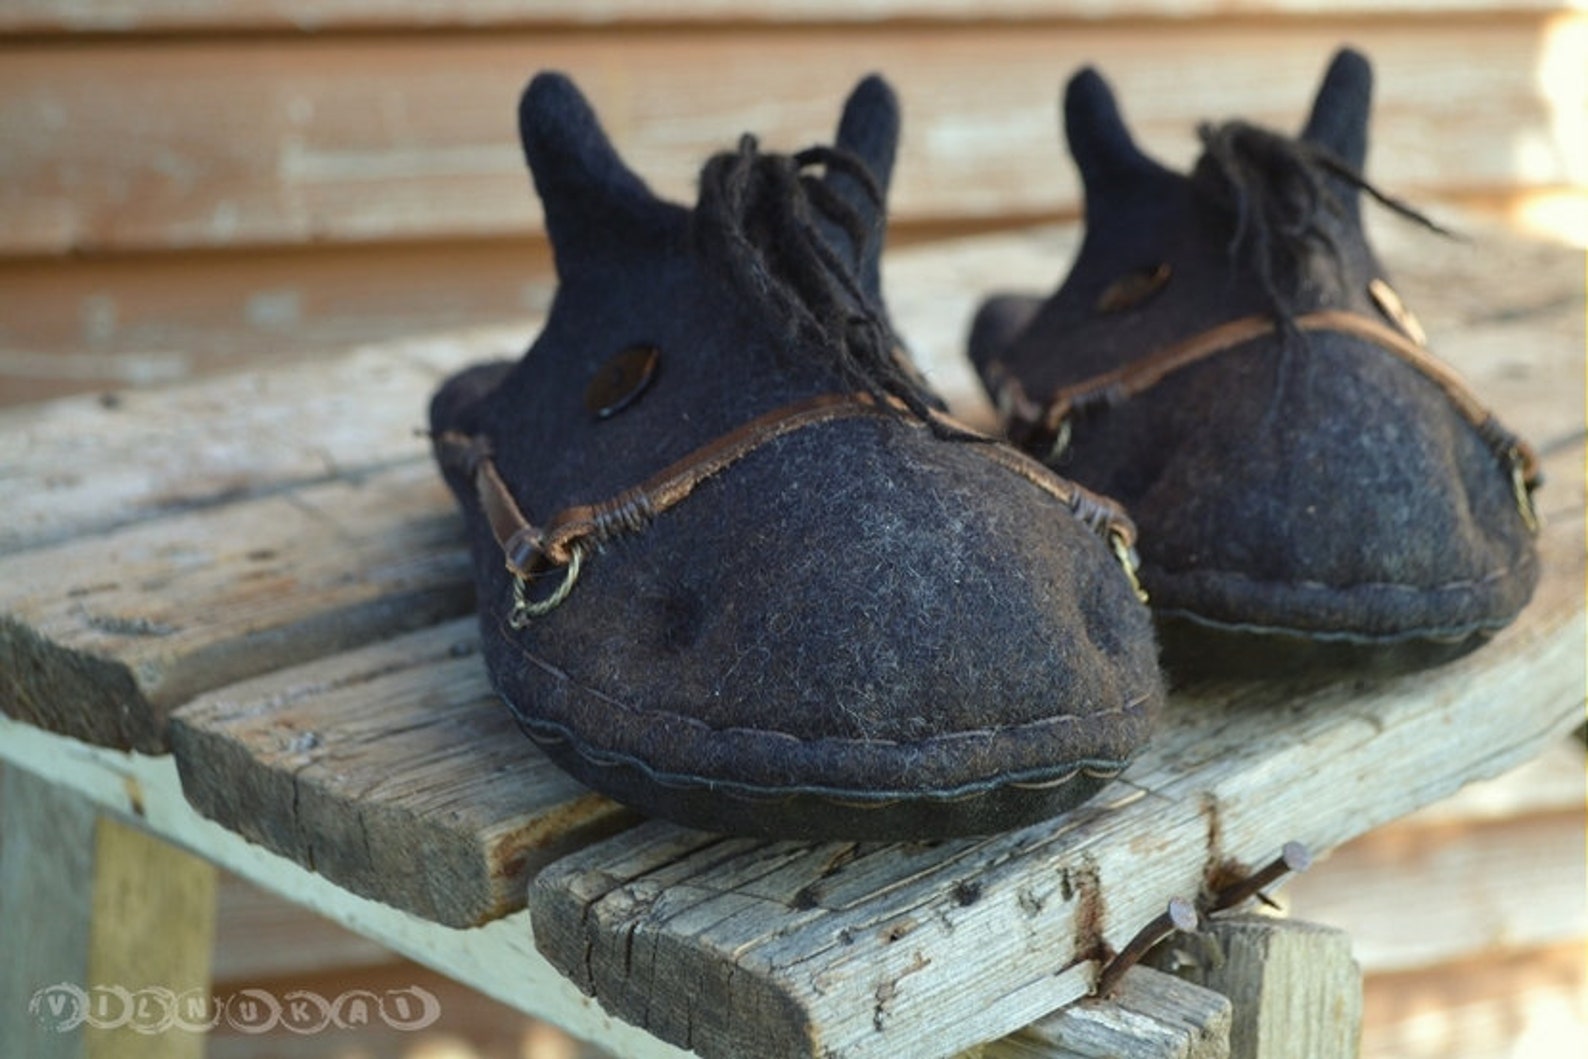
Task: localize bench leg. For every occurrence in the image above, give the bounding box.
[1155,914,1363,1059]
[1,763,217,1059]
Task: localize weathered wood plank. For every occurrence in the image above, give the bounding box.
[1277,738,1587,975]
[1374,735,1585,826]
[526,433,1583,1059]
[169,619,634,928]
[0,458,471,751]
[987,967,1232,1059]
[1152,916,1362,1059]
[0,323,520,557]
[0,0,1570,34]
[0,21,1572,255]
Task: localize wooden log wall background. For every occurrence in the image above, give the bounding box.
[1,2,1584,405]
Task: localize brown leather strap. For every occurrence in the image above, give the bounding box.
[434,391,1144,614]
[996,308,1542,531]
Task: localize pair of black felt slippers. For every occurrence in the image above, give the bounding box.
[430,49,1542,841]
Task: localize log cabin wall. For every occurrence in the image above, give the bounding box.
[1,2,1582,406]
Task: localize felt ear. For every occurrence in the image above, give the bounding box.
[827,74,901,300]
[518,72,666,269]
[1301,47,1373,173]
[1064,67,1170,200]
[832,74,900,203]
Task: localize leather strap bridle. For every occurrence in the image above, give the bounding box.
[986,308,1542,534]
[435,392,1146,623]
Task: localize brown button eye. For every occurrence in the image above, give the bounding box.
[585,344,659,419]
[1096,263,1171,314]
[1368,278,1428,346]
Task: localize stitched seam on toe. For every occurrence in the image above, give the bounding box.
[1146,553,1529,595]
[518,714,1132,801]
[493,613,1152,749]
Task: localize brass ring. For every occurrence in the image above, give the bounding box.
[509,544,587,626]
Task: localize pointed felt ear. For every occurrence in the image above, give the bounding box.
[517,72,667,269]
[1064,67,1170,200]
[826,74,901,300]
[1301,47,1373,172]
[833,74,900,202]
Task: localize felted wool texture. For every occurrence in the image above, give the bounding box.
[429,72,1162,839]
[968,49,1539,655]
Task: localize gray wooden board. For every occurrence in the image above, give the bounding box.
[0,458,473,751]
[986,966,1232,1059]
[0,326,525,558]
[169,618,636,928]
[526,437,1584,1059]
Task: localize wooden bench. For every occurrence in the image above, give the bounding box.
[2,216,1582,1059]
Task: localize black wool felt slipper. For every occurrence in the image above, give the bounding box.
[429,73,1164,839]
[968,49,1541,677]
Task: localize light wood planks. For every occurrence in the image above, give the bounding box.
[1,20,1574,256]
[0,323,521,557]
[0,458,472,751]
[170,619,634,928]
[525,437,1584,1059]
[0,241,549,407]
[0,1,1571,34]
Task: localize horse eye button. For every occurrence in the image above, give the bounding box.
[585,345,659,419]
[1096,263,1171,313]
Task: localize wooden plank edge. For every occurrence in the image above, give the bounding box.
[0,459,475,753]
[0,614,163,752]
[169,620,637,928]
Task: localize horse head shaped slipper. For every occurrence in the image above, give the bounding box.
[969,49,1541,675]
[430,73,1163,839]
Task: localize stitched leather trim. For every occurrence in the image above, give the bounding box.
[435,391,1142,607]
[990,309,1542,530]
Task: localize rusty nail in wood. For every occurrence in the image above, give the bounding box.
[1095,896,1200,998]
[1210,840,1313,912]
